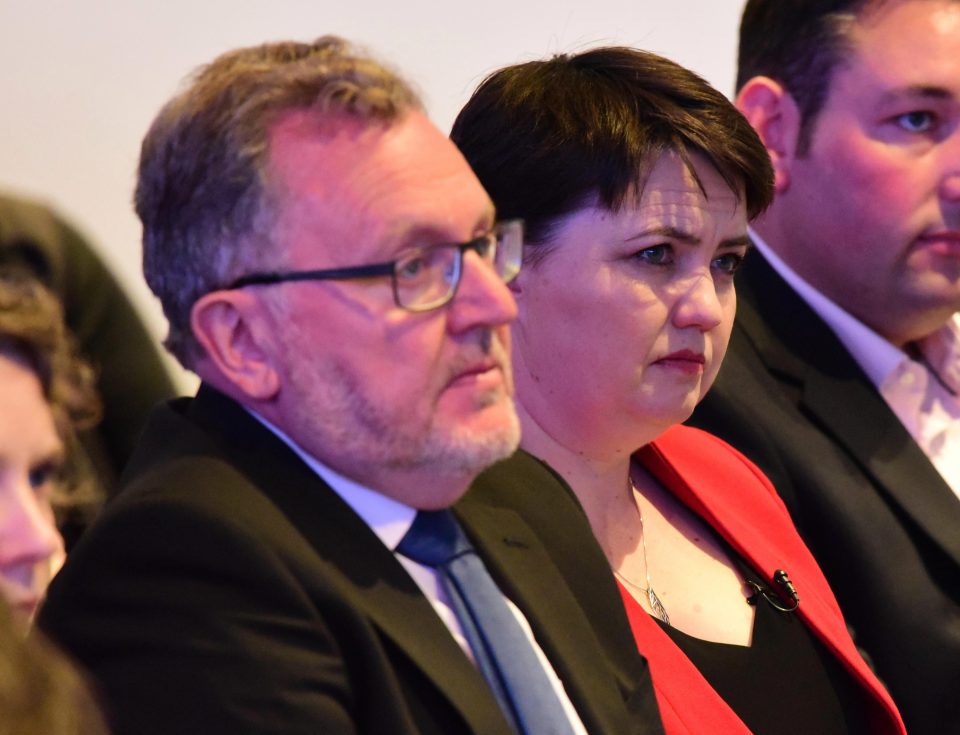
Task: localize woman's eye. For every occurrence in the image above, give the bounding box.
[28,461,61,490]
[895,111,935,133]
[635,245,672,265]
[712,252,746,275]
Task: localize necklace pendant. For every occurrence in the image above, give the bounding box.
[648,586,670,626]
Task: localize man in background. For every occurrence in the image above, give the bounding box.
[691,2,960,732]
[38,37,659,735]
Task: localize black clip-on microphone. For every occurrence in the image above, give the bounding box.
[747,569,800,613]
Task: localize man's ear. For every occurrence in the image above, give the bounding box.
[735,76,802,194]
[191,291,281,400]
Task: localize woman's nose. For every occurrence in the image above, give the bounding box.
[0,476,63,568]
[671,272,724,331]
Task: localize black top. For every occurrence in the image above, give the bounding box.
[656,554,872,735]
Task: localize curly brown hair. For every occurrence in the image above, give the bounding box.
[0,270,101,511]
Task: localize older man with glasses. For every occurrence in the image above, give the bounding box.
[36,37,661,735]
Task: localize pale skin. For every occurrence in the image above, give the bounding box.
[738,0,960,347]
[0,352,65,622]
[513,152,757,645]
[191,110,520,510]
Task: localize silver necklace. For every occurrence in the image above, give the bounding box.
[614,477,670,626]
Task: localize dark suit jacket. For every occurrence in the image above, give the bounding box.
[690,251,960,735]
[38,386,659,735]
[465,452,665,735]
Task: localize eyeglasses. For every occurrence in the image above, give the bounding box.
[222,219,524,312]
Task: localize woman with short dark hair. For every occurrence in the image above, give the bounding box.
[453,47,904,735]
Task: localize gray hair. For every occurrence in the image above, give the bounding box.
[135,36,422,366]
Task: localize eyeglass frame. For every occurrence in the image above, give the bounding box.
[217,219,524,313]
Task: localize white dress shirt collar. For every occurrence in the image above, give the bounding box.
[237,406,590,734]
[243,409,416,551]
[751,229,960,498]
[750,230,905,389]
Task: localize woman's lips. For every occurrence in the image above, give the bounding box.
[653,350,706,374]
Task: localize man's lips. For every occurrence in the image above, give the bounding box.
[916,231,960,255]
[447,361,503,388]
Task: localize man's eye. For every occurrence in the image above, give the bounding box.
[469,235,494,260]
[896,111,935,133]
[396,255,429,281]
[712,252,746,276]
[635,245,672,265]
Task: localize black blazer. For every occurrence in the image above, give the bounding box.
[39,386,660,735]
[465,451,664,734]
[690,251,960,735]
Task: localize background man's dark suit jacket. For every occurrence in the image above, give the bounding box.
[690,251,960,735]
[38,386,661,735]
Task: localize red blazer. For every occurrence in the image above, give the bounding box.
[619,425,906,735]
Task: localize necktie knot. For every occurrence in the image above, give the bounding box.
[397,509,473,567]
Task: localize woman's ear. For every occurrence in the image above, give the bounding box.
[735,76,803,194]
[190,291,280,400]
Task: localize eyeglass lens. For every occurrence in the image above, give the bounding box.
[393,224,521,311]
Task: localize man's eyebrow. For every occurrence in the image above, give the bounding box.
[878,85,955,105]
[390,212,497,253]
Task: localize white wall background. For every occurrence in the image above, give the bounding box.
[0,0,745,388]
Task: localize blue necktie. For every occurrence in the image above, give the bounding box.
[397,509,578,735]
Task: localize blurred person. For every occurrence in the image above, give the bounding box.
[0,597,107,735]
[453,47,904,734]
[37,37,661,735]
[689,2,960,731]
[0,271,100,621]
[1,191,177,544]
[0,191,177,473]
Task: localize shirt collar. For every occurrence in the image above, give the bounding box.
[750,228,906,389]
[245,408,416,551]
[914,314,960,395]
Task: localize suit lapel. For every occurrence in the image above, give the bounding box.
[737,253,960,568]
[638,430,904,732]
[801,364,960,566]
[637,434,843,635]
[182,387,511,734]
[457,501,635,735]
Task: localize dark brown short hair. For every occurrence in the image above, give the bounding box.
[736,0,927,154]
[135,36,422,366]
[451,46,773,260]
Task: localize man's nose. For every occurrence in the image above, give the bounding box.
[939,129,960,204]
[446,249,518,332]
